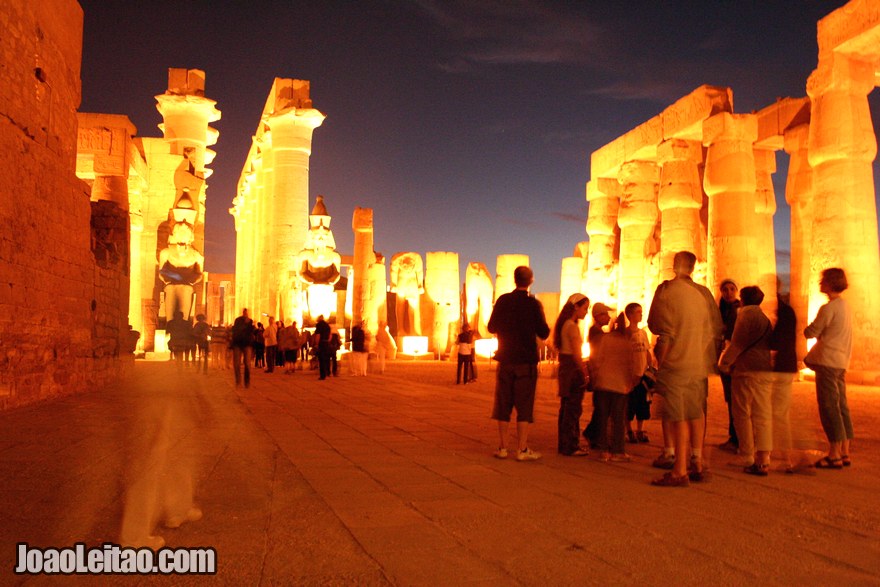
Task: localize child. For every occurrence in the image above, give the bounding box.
[623,303,655,444]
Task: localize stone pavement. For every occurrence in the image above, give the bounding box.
[1,358,878,585]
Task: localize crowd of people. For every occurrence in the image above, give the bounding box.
[488,257,854,488]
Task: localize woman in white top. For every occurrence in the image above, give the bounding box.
[804,267,854,469]
[555,293,591,456]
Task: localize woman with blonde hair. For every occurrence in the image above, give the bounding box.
[555,293,591,456]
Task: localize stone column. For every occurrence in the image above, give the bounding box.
[783,124,814,363]
[807,55,880,372]
[352,207,375,329]
[560,256,586,306]
[495,254,529,300]
[585,179,620,307]
[617,160,659,311]
[657,139,704,283]
[426,252,460,355]
[702,112,759,292]
[264,108,324,321]
[753,147,778,313]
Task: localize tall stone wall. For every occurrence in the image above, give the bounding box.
[0,0,128,409]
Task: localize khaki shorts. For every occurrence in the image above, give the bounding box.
[654,370,707,422]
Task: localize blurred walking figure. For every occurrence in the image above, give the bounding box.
[231,309,255,388]
[717,279,741,453]
[314,316,332,380]
[554,293,590,456]
[770,294,798,472]
[281,321,300,374]
[253,322,265,368]
[192,313,210,374]
[375,321,396,374]
[804,268,854,470]
[166,310,190,368]
[350,322,368,376]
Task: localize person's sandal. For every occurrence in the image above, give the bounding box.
[744,463,770,476]
[841,455,851,467]
[651,472,689,487]
[814,456,843,469]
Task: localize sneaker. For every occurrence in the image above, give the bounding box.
[636,431,649,443]
[651,472,690,487]
[494,448,508,459]
[652,453,675,469]
[562,449,590,457]
[610,453,632,462]
[516,448,542,461]
[688,469,711,483]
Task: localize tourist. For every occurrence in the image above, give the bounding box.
[374,321,396,374]
[582,302,612,448]
[192,313,210,374]
[554,293,590,457]
[314,315,332,380]
[718,286,773,476]
[264,316,278,373]
[623,303,654,444]
[350,322,368,376]
[591,310,641,462]
[209,324,229,370]
[275,321,286,369]
[230,309,255,388]
[298,328,311,369]
[329,327,341,376]
[455,323,475,384]
[647,251,723,486]
[718,278,741,453]
[281,321,300,374]
[770,293,798,472]
[253,322,265,368]
[804,268,853,470]
[165,310,190,367]
[487,266,551,461]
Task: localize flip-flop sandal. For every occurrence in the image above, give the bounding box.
[841,455,851,467]
[814,456,843,469]
[744,463,769,476]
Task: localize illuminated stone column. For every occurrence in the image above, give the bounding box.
[585,179,620,307]
[352,207,376,329]
[617,160,659,311]
[465,262,494,337]
[657,139,704,283]
[265,106,325,321]
[753,147,779,312]
[807,54,880,371]
[495,254,529,300]
[703,112,759,292]
[783,124,814,362]
[425,252,460,355]
[560,256,586,305]
[368,257,388,330]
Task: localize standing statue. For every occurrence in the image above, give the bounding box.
[296,196,341,323]
[465,262,494,338]
[158,211,203,322]
[172,146,204,212]
[390,252,424,336]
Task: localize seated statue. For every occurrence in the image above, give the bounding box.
[158,214,204,322]
[296,196,341,322]
[390,252,424,336]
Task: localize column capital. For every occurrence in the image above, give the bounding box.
[587,177,622,201]
[618,160,659,186]
[703,112,757,146]
[808,53,876,99]
[657,138,702,165]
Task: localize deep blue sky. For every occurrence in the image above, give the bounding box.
[78,0,878,292]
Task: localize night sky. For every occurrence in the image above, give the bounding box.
[77,0,879,292]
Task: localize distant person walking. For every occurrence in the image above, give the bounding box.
[192,313,210,374]
[647,251,722,487]
[230,309,255,388]
[554,293,590,456]
[804,267,854,470]
[263,317,278,373]
[314,316,332,380]
[487,266,550,461]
